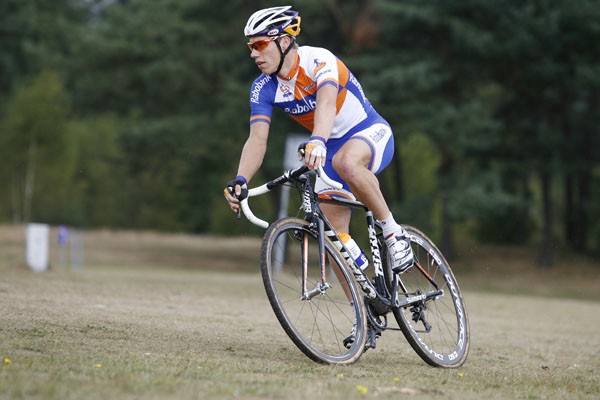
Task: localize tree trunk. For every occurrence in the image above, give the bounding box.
[517,172,532,244]
[439,150,455,260]
[392,141,404,202]
[564,172,575,247]
[574,124,593,252]
[577,170,590,251]
[23,135,37,223]
[440,194,455,260]
[538,170,554,268]
[10,173,21,223]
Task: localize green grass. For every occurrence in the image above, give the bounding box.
[1,225,599,399]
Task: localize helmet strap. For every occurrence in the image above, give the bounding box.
[274,36,295,76]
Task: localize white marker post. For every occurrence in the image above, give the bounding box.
[25,223,50,272]
[279,134,310,218]
[274,134,310,272]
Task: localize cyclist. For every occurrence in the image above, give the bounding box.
[224,5,414,343]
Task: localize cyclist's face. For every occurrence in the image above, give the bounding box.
[248,35,284,75]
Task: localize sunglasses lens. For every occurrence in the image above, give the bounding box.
[248,38,271,52]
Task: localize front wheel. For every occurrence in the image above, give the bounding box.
[261,218,367,365]
[383,226,470,367]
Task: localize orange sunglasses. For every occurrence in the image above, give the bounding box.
[247,36,278,52]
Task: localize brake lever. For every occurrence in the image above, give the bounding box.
[228,185,243,220]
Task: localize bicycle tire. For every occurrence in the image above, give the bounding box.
[261,218,367,364]
[382,225,470,367]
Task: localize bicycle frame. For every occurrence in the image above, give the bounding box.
[240,166,444,313]
[316,194,444,310]
[239,165,469,367]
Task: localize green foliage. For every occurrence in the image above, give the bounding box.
[68,115,126,227]
[0,0,86,97]
[389,132,440,235]
[0,0,598,257]
[0,70,76,223]
[364,0,599,256]
[452,172,536,244]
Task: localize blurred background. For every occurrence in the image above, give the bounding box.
[1,0,598,267]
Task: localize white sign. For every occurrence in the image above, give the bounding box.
[26,223,49,272]
[284,134,310,170]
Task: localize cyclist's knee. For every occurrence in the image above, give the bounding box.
[333,141,372,180]
[332,152,369,182]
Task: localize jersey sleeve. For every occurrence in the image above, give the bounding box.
[249,75,276,125]
[307,48,340,92]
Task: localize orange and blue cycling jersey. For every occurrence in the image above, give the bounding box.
[249,46,387,139]
[249,45,394,198]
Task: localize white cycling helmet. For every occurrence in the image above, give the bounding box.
[244,6,301,38]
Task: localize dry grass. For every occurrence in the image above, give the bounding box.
[1,224,598,300]
[455,244,600,301]
[0,225,262,272]
[1,224,599,399]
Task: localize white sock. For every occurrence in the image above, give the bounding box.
[380,213,402,238]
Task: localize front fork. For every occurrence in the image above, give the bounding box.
[301,218,332,300]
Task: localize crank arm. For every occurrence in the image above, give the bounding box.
[395,289,444,308]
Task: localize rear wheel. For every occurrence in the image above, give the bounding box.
[381,225,470,367]
[261,218,367,364]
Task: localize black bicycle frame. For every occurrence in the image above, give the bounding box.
[284,169,443,311]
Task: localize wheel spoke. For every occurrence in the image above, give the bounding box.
[261,219,366,364]
[385,226,470,367]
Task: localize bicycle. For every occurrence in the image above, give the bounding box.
[237,165,470,366]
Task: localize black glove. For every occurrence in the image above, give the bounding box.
[225,176,248,201]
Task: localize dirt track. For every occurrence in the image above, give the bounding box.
[1,260,599,399]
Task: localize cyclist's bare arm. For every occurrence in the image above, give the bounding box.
[304,84,337,170]
[238,121,269,180]
[313,84,337,140]
[225,122,269,213]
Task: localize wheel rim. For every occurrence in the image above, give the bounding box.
[263,221,365,363]
[387,228,469,366]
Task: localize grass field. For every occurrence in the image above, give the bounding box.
[1,225,599,399]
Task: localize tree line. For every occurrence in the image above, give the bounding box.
[0,0,598,265]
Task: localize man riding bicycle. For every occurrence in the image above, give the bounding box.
[224,5,414,345]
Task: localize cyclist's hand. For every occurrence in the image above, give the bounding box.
[223,176,248,214]
[298,137,326,170]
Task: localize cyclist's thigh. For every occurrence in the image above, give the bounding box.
[316,135,355,199]
[345,123,395,175]
[315,123,394,198]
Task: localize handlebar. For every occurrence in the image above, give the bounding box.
[240,165,343,229]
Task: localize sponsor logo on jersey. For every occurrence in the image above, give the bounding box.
[370,127,387,143]
[315,69,332,81]
[250,75,272,104]
[279,83,293,98]
[303,83,316,91]
[284,99,317,115]
[348,72,367,102]
[313,59,326,74]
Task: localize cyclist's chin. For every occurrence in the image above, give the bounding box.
[258,63,275,75]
